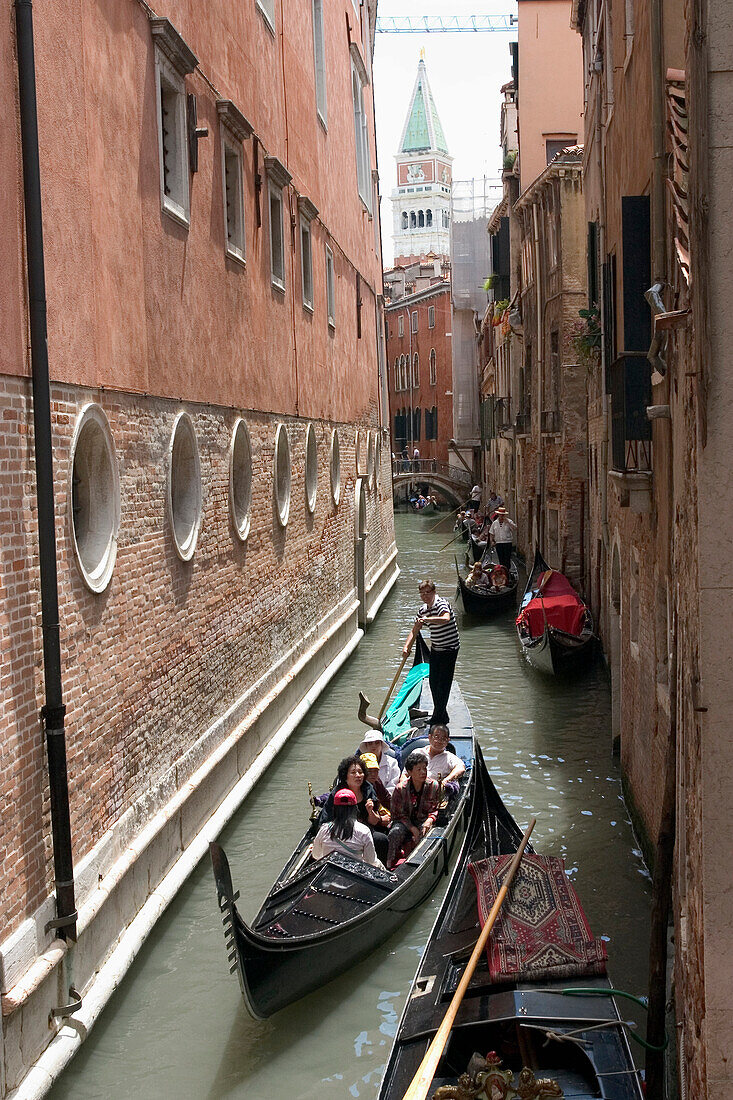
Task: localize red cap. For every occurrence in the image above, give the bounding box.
[333,788,357,806]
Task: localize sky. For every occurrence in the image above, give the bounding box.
[372,0,518,265]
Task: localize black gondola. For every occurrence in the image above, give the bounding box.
[516,547,596,675]
[379,751,644,1100]
[209,685,477,1019]
[455,550,519,617]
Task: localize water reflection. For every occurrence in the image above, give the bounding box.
[49,514,650,1099]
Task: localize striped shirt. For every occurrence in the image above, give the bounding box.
[419,595,460,651]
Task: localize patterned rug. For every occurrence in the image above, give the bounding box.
[469,854,608,983]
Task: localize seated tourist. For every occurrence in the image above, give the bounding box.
[357,730,401,793]
[387,752,442,868]
[320,755,389,862]
[312,789,386,869]
[358,753,392,822]
[490,565,511,591]
[465,561,490,589]
[416,724,466,784]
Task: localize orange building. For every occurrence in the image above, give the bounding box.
[0,2,397,1091]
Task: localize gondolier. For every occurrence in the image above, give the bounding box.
[489,506,516,569]
[403,580,459,727]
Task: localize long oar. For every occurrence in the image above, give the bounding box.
[402,817,536,1100]
[439,530,465,552]
[378,651,410,720]
[426,505,462,533]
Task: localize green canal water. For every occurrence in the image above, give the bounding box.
[49,514,651,1099]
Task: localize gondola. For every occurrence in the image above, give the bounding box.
[455,550,519,617]
[379,751,644,1100]
[210,684,477,1020]
[410,496,438,515]
[516,547,596,675]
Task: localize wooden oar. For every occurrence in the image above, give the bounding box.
[401,817,536,1100]
[378,651,410,720]
[439,530,465,552]
[426,505,462,533]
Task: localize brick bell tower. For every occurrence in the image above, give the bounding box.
[391,53,453,266]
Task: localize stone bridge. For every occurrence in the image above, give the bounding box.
[391,460,473,509]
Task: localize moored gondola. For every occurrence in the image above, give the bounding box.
[455,551,519,617]
[378,752,645,1100]
[516,548,596,675]
[210,684,477,1019]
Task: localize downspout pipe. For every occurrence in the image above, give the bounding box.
[15,0,77,942]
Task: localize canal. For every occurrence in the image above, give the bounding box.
[49,514,651,1099]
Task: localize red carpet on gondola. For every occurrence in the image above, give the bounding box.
[469,854,608,983]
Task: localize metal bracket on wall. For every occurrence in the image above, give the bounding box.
[49,986,82,1023]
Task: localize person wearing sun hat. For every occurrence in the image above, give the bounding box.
[358,752,393,819]
[311,788,386,869]
[357,730,400,793]
[489,506,517,569]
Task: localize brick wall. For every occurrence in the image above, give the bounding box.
[0,376,394,940]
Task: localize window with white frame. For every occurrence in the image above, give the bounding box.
[298,196,317,311]
[326,245,336,327]
[351,63,371,210]
[257,0,275,33]
[394,358,400,391]
[265,155,292,291]
[217,100,252,264]
[398,315,404,337]
[411,311,418,333]
[269,186,285,289]
[412,353,419,387]
[428,305,435,328]
[300,219,313,310]
[429,348,437,385]
[312,0,327,126]
[222,137,245,262]
[151,20,197,227]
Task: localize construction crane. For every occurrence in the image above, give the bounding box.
[375,15,516,34]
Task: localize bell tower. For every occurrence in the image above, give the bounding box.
[391,55,452,265]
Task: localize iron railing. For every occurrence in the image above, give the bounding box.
[609,353,652,471]
[392,459,472,487]
[494,397,511,431]
[514,411,530,435]
[541,409,561,434]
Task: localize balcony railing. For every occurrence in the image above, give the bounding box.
[514,411,530,436]
[541,409,561,434]
[609,353,652,472]
[494,397,511,431]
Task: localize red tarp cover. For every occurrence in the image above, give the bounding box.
[518,570,586,637]
[469,854,608,983]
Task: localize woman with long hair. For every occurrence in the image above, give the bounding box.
[320,755,390,862]
[312,789,386,869]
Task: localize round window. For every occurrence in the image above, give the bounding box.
[355,429,366,476]
[330,429,341,506]
[367,431,376,485]
[69,404,120,592]
[305,423,318,514]
[167,412,202,561]
[274,423,291,526]
[229,419,252,541]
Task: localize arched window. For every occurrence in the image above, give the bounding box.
[394,357,400,391]
[418,210,424,227]
[426,209,433,227]
[410,211,416,229]
[401,210,408,229]
[431,405,438,439]
[413,352,420,387]
[429,348,437,385]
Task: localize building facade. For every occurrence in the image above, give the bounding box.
[0,1,397,1093]
[573,0,733,1093]
[391,57,453,266]
[385,266,453,467]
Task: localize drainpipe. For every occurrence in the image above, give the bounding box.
[532,201,544,548]
[15,0,77,943]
